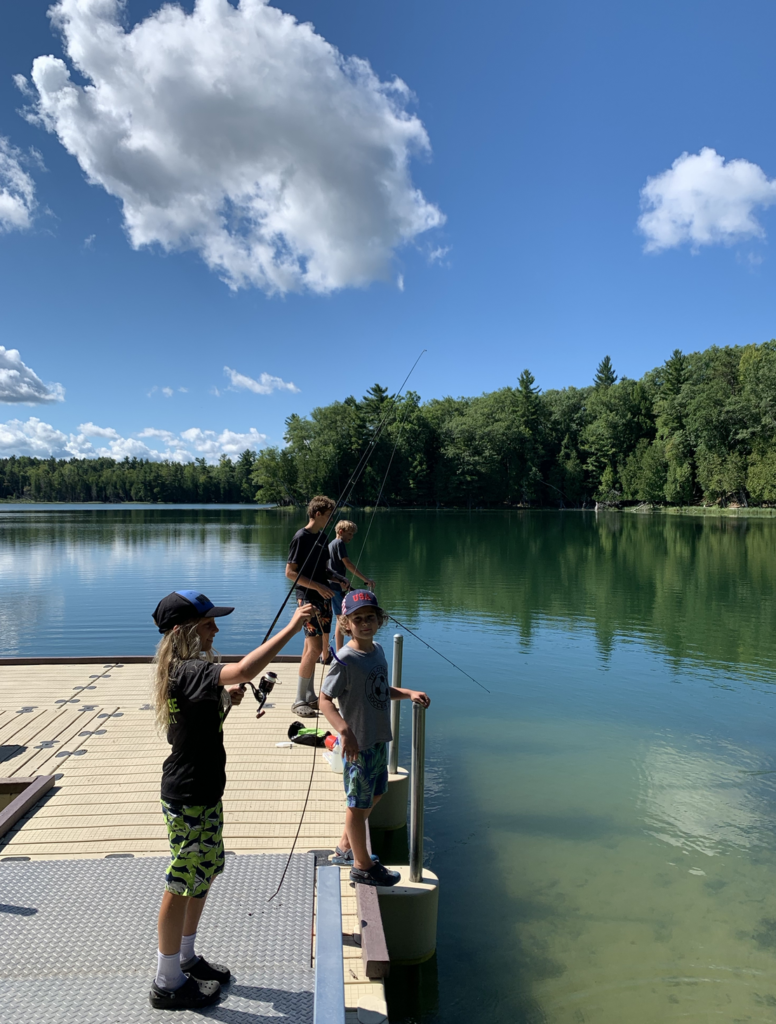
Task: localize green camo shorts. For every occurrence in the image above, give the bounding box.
[343,742,389,809]
[161,799,225,898]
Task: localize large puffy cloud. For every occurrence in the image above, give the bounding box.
[639,148,776,252]
[0,417,267,462]
[24,0,444,293]
[0,138,36,233]
[224,366,299,395]
[0,347,64,404]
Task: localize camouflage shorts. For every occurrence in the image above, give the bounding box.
[161,799,225,898]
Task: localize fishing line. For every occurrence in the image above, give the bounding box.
[260,349,428,645]
[266,353,426,898]
[267,608,329,902]
[385,612,490,693]
[351,356,425,574]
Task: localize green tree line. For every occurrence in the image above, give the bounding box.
[253,341,776,508]
[3,340,776,506]
[0,451,259,503]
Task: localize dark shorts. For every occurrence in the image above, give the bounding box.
[343,742,389,809]
[297,595,332,638]
[161,799,225,898]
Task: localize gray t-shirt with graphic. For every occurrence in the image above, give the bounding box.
[322,641,392,751]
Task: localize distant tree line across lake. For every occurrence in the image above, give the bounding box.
[2,340,776,507]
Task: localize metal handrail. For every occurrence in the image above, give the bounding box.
[409,702,426,883]
[314,865,346,1024]
[388,633,403,774]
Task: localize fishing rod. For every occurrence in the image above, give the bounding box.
[265,354,427,900]
[260,350,427,645]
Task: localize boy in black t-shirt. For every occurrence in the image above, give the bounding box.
[149,589,311,1011]
[285,494,348,717]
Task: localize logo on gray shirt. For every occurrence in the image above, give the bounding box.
[365,666,389,710]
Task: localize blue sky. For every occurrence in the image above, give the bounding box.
[1,0,776,461]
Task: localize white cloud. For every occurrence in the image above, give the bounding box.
[0,137,36,233]
[26,0,444,294]
[78,421,118,438]
[224,366,299,395]
[428,245,450,264]
[0,416,268,462]
[13,74,32,97]
[148,384,185,397]
[0,347,64,404]
[639,147,776,252]
[180,426,267,456]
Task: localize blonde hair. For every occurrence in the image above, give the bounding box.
[335,520,357,536]
[151,620,219,733]
[338,608,388,636]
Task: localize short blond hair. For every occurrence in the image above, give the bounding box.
[335,520,357,536]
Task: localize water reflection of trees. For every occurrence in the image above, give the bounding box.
[359,511,775,678]
[2,509,773,676]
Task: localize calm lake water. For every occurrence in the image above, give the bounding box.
[3,506,776,1023]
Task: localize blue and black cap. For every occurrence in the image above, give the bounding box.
[152,590,234,634]
[341,590,383,616]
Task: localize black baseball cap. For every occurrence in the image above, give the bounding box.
[153,590,235,633]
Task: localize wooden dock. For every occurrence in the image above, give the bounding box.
[0,659,387,1022]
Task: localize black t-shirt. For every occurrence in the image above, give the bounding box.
[287,527,331,601]
[161,660,228,807]
[328,536,348,577]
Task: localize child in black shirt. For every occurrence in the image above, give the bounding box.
[149,589,311,1011]
[285,495,348,716]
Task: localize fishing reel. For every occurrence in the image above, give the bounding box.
[240,671,278,718]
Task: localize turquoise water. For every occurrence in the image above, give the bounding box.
[2,507,776,1022]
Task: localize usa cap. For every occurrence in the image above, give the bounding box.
[341,590,383,616]
[152,590,235,634]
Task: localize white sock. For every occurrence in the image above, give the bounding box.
[156,950,187,991]
[180,931,197,964]
[296,675,314,704]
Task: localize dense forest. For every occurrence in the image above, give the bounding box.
[253,341,776,508]
[0,451,259,503]
[2,340,776,507]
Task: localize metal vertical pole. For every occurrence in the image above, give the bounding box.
[388,634,403,775]
[409,702,425,883]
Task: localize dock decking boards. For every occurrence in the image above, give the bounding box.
[0,661,387,1022]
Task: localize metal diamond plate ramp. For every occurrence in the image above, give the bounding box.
[0,853,314,1023]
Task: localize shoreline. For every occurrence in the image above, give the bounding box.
[2,500,776,519]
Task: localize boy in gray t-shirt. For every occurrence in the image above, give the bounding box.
[320,590,430,887]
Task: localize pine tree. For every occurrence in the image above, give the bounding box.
[594,355,617,388]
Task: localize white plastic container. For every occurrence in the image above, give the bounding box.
[322,737,343,773]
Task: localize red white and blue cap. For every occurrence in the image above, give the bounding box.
[342,589,383,616]
[153,590,234,633]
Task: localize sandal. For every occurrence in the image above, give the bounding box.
[350,863,401,887]
[331,846,379,866]
[292,701,318,718]
[149,975,220,1010]
[181,955,231,985]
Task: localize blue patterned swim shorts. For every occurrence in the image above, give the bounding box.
[343,742,389,809]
